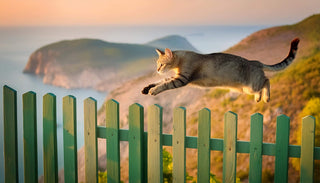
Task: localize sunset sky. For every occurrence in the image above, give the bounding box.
[0,0,319,26]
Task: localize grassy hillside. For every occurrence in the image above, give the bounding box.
[98,14,320,182]
[226,14,320,65]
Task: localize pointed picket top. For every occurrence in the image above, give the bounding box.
[106,99,119,106]
[4,85,16,93]
[23,90,36,97]
[85,97,97,104]
[199,107,210,117]
[44,92,56,98]
[302,115,315,126]
[63,95,76,101]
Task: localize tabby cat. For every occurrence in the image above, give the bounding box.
[142,38,299,103]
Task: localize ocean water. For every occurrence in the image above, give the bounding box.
[0,25,266,182]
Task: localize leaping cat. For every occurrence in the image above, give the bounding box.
[142,38,299,103]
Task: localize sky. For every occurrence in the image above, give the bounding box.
[0,0,319,26]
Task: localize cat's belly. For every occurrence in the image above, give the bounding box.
[190,79,248,93]
[190,78,242,87]
[190,79,219,87]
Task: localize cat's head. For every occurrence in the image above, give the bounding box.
[155,48,175,74]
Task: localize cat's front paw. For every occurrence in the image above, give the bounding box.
[149,87,160,96]
[141,84,156,95]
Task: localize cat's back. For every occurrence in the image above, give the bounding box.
[205,52,247,62]
[175,51,262,69]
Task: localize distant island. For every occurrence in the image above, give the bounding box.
[23,35,198,90]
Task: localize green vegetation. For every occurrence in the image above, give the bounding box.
[97,148,230,183]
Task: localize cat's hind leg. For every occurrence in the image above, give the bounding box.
[262,79,270,103]
[254,91,262,102]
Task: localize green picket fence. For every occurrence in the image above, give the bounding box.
[2,85,319,182]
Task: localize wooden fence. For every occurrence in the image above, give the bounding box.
[1,85,319,183]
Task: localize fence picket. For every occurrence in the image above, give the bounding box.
[173,107,186,183]
[3,85,18,182]
[23,91,38,183]
[43,93,58,182]
[197,108,211,183]
[223,111,237,183]
[63,95,78,183]
[105,99,120,183]
[84,97,98,183]
[148,104,163,183]
[274,115,290,183]
[300,116,315,182]
[129,103,145,183]
[249,113,263,182]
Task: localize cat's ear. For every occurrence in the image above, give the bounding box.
[155,49,164,56]
[165,48,173,59]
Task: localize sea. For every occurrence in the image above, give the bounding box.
[0,25,267,182]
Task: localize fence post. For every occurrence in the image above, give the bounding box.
[249,113,263,182]
[63,95,78,183]
[129,103,144,183]
[84,97,98,183]
[148,104,163,183]
[173,107,186,183]
[300,116,315,182]
[274,115,290,183]
[223,111,237,183]
[197,108,211,183]
[106,99,120,183]
[23,91,38,183]
[43,93,58,183]
[3,85,18,182]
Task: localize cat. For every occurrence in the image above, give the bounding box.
[142,38,299,103]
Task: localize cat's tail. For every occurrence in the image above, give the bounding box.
[262,38,300,71]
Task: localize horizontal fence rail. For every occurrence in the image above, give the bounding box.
[1,85,319,183]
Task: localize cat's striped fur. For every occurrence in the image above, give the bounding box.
[142,38,299,103]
